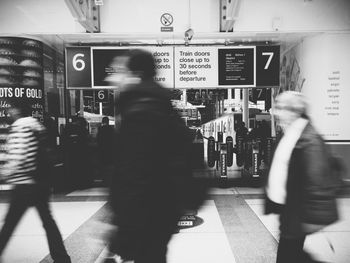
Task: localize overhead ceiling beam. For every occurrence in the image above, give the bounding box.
[220,0,242,32]
[64,0,100,33]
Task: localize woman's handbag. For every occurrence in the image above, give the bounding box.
[302,223,326,234]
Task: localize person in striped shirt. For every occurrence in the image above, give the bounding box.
[0,99,71,263]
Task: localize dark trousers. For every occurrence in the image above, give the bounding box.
[133,229,173,263]
[277,236,324,263]
[109,226,173,263]
[0,184,71,263]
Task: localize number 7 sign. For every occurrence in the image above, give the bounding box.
[256,46,280,86]
[66,47,92,89]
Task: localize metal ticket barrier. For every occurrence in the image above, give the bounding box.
[265,137,276,167]
[218,143,227,178]
[207,136,216,168]
[241,139,260,180]
[207,133,277,183]
[206,132,281,181]
[226,136,234,167]
[240,137,277,180]
[251,140,260,178]
[206,133,234,183]
[235,136,244,167]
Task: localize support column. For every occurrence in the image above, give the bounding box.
[99,102,103,115]
[234,89,241,112]
[215,94,220,117]
[271,88,276,137]
[242,88,249,129]
[114,90,121,129]
[80,90,84,116]
[226,89,233,113]
[228,88,232,99]
[182,89,187,105]
[220,93,224,116]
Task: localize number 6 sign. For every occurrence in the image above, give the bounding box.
[66,47,92,88]
[73,53,86,71]
[95,90,108,102]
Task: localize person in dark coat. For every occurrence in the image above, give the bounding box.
[43,115,59,149]
[61,116,92,190]
[265,91,339,263]
[97,116,114,181]
[235,121,248,142]
[106,49,196,263]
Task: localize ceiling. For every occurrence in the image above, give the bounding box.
[0,0,338,53]
[34,31,323,54]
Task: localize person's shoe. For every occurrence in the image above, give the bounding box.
[53,255,71,263]
[103,254,127,263]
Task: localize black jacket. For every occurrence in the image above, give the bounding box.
[111,80,193,229]
[97,124,114,165]
[273,123,339,238]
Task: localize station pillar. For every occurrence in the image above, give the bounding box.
[242,89,249,129]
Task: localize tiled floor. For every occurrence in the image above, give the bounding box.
[0,201,106,263]
[0,185,349,263]
[245,198,350,263]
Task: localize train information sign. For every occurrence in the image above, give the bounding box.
[65,45,279,89]
[174,46,256,88]
[92,47,174,88]
[218,48,255,86]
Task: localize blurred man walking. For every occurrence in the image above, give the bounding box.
[0,99,71,263]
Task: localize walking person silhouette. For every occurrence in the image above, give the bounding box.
[0,99,71,263]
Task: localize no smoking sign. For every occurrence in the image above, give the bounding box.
[160,13,173,32]
[160,13,173,26]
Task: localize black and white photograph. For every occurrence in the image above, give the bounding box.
[0,0,350,262]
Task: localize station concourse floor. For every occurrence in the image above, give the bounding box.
[1,170,350,263]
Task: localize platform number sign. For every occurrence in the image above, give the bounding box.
[250,88,266,102]
[256,46,280,86]
[95,90,108,102]
[66,47,92,89]
[73,54,86,71]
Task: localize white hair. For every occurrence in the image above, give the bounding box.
[275,91,309,117]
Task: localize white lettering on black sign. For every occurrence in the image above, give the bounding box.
[0,88,42,99]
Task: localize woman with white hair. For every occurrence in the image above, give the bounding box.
[265,91,339,263]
